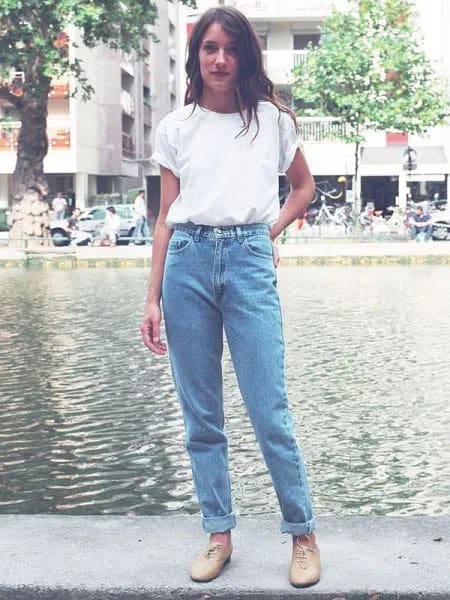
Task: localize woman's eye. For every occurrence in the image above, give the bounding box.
[203,44,216,53]
[228,46,238,54]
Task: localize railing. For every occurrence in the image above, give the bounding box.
[0,120,71,150]
[297,117,347,142]
[262,50,308,84]
[231,0,334,15]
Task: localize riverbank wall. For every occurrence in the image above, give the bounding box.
[1,241,450,268]
[0,514,448,599]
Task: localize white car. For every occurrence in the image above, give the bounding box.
[51,204,138,246]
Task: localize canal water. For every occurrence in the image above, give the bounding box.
[0,267,449,517]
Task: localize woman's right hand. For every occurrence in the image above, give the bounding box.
[141,303,167,355]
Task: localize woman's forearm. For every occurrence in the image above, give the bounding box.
[270,183,314,240]
[145,219,172,308]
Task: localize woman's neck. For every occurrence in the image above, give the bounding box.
[199,90,237,114]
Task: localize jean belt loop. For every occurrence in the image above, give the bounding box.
[194,225,202,242]
[236,225,244,243]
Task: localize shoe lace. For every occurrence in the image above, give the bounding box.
[204,544,223,560]
[294,542,314,570]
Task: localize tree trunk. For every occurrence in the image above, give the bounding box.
[9,69,51,246]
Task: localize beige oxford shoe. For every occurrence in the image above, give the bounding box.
[289,534,321,588]
[190,542,232,583]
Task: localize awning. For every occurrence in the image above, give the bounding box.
[361,145,447,166]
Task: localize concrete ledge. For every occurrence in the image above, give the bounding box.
[1,242,450,268]
[0,515,448,599]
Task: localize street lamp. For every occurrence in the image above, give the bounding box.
[402,145,417,208]
[402,145,417,172]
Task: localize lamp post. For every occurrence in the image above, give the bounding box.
[403,145,417,173]
[400,145,417,210]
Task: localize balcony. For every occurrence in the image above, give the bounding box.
[0,72,69,101]
[144,142,152,158]
[230,0,336,20]
[143,103,152,126]
[120,90,135,118]
[49,79,70,99]
[49,124,71,148]
[120,51,135,76]
[297,117,347,143]
[0,120,71,151]
[168,72,176,95]
[262,50,308,85]
[0,122,20,151]
[122,132,135,160]
[143,65,151,87]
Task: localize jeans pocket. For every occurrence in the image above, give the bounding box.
[243,234,273,259]
[167,232,192,254]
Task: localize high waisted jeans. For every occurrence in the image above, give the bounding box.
[162,222,315,535]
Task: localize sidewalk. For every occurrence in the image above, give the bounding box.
[0,515,448,599]
[1,240,450,267]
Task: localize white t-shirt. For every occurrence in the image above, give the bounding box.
[133,195,146,218]
[151,101,301,227]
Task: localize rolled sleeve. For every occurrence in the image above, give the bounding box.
[278,111,303,174]
[151,122,179,177]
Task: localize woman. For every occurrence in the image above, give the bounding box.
[141,6,320,588]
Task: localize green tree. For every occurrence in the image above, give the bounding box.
[0,0,195,241]
[292,0,450,214]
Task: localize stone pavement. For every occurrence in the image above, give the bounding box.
[1,239,450,267]
[0,515,448,599]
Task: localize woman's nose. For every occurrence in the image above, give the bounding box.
[215,49,226,64]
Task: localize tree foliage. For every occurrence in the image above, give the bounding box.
[0,0,196,240]
[0,0,196,104]
[292,0,450,144]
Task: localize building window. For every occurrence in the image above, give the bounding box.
[293,33,320,50]
[143,85,151,106]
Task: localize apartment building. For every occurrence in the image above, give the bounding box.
[181,0,449,211]
[0,0,180,213]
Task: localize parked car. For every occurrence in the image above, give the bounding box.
[51,204,137,246]
[428,204,450,241]
[431,211,450,241]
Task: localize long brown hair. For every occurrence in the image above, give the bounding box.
[184,6,297,138]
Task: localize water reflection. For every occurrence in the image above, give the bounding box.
[0,267,449,516]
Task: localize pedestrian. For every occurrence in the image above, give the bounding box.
[141,6,319,589]
[100,206,120,245]
[51,191,67,220]
[132,189,150,244]
[66,207,91,246]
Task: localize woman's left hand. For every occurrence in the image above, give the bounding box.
[271,241,280,268]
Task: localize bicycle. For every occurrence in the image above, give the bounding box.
[313,176,346,203]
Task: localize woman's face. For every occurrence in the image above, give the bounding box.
[198,22,239,96]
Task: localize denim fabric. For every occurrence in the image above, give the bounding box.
[162,222,315,535]
[132,216,150,243]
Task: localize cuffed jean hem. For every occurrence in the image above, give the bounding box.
[281,516,316,536]
[202,513,236,533]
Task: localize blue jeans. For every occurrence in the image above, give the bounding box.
[162,222,315,535]
[411,225,432,241]
[133,216,150,243]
